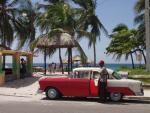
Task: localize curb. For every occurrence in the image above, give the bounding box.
[125,96,150,100]
[129,77,150,79]
[0,93,33,98]
[143,85,150,89]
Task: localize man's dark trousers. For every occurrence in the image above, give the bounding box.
[98,81,107,102]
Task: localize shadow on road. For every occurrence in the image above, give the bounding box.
[41,97,150,105]
[0,76,40,88]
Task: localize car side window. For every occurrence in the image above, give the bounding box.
[92,71,112,79]
[92,71,100,79]
[74,71,90,79]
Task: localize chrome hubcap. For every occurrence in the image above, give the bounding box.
[110,93,121,101]
[48,89,56,98]
[113,93,119,97]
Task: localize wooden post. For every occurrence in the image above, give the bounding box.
[0,52,5,85]
[2,55,5,69]
[0,52,3,74]
[27,53,33,77]
[12,52,20,79]
[59,48,64,74]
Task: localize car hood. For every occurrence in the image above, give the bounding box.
[120,79,141,83]
[108,79,141,87]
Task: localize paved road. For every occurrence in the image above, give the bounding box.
[0,95,150,113]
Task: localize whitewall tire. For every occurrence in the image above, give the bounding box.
[46,88,59,99]
[110,92,122,102]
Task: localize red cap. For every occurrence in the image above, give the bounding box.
[99,60,105,65]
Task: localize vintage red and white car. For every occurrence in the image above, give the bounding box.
[38,67,144,101]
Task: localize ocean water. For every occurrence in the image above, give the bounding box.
[5,63,137,70]
[32,63,135,70]
[6,63,139,70]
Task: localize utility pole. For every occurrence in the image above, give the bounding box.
[145,0,150,71]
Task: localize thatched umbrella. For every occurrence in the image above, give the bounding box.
[72,55,81,62]
[62,59,68,64]
[35,33,77,74]
[86,59,94,64]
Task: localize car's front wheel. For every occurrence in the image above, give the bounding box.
[46,88,59,99]
[110,92,122,102]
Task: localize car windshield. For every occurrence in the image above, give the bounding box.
[112,71,122,79]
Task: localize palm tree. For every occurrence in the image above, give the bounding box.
[37,2,74,72]
[134,0,144,13]
[0,0,24,68]
[106,24,139,69]
[134,0,147,64]
[14,0,38,50]
[35,1,88,73]
[0,0,20,47]
[72,0,108,66]
[134,0,145,37]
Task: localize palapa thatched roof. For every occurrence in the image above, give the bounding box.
[62,59,68,64]
[63,55,93,64]
[36,33,77,48]
[86,59,94,64]
[72,55,81,62]
[0,44,11,50]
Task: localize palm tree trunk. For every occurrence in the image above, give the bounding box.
[130,53,135,69]
[44,47,47,75]
[93,44,96,66]
[68,48,70,74]
[70,48,73,71]
[59,48,64,74]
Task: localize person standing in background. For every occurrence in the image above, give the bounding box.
[51,62,56,73]
[48,63,52,74]
[20,58,27,79]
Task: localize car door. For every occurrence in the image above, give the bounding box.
[65,71,90,97]
[90,71,99,96]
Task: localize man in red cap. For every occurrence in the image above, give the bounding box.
[98,60,109,102]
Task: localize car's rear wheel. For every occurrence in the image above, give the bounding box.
[110,92,122,102]
[46,88,59,100]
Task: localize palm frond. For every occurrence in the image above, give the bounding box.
[75,40,87,64]
[134,0,145,14]
[134,13,144,25]
[113,24,128,32]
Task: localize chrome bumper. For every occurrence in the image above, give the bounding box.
[37,88,44,94]
[135,89,144,96]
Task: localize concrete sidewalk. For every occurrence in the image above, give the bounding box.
[0,76,40,97]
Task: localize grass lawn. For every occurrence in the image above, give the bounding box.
[141,79,150,84]
[118,67,150,77]
[118,66,150,84]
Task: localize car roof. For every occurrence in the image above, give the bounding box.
[73,67,102,72]
[73,67,114,74]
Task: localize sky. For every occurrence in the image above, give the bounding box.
[7,0,141,64]
[33,0,140,64]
